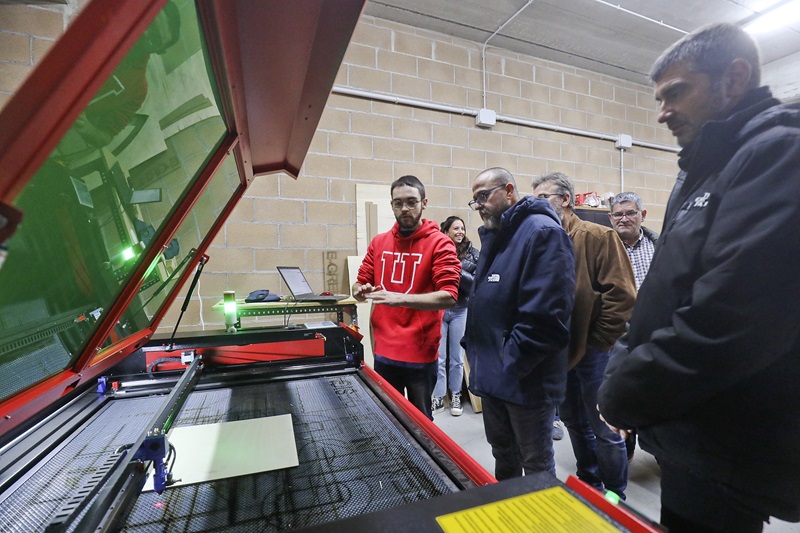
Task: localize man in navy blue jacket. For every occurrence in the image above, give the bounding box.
[463,167,575,480]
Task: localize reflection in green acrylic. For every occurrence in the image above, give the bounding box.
[110,154,241,347]
[0,1,232,402]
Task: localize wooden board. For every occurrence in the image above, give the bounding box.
[143,414,298,491]
[462,353,482,413]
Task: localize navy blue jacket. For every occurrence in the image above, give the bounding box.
[464,197,575,407]
[599,88,800,521]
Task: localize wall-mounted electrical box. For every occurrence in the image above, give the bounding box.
[615,134,632,150]
[476,108,496,128]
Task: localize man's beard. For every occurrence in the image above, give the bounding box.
[481,210,502,230]
[396,210,422,232]
[551,202,565,221]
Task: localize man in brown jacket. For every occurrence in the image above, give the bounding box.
[532,172,635,499]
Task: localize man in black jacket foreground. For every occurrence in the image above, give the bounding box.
[598,23,800,533]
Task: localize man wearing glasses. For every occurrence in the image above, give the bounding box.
[607,191,659,463]
[608,192,659,290]
[463,167,575,480]
[532,172,635,500]
[353,175,461,420]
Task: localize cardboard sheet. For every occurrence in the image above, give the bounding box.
[143,414,298,492]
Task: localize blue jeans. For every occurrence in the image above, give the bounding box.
[481,396,557,480]
[560,347,628,497]
[434,306,467,398]
[374,357,437,421]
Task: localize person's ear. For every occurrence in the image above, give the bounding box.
[562,193,571,209]
[421,198,428,210]
[723,58,753,103]
[503,182,516,202]
[640,209,647,221]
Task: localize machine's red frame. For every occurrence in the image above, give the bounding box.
[360,364,497,487]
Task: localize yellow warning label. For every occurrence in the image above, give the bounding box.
[436,486,620,533]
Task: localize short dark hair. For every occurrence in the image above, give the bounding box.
[531,172,575,209]
[610,192,643,211]
[140,1,181,55]
[650,23,760,89]
[159,1,182,53]
[391,175,425,199]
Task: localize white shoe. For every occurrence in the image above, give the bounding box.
[450,392,463,416]
[553,419,565,440]
[432,396,445,414]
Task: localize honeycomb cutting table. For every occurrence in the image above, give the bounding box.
[0,355,472,532]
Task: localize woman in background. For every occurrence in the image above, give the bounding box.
[433,216,479,416]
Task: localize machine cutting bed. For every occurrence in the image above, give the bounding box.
[0,359,466,531]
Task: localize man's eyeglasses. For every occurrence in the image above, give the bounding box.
[536,193,563,199]
[610,209,639,220]
[391,198,420,209]
[468,185,505,210]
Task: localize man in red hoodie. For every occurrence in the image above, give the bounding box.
[354,175,461,420]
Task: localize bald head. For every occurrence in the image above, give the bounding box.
[471,167,519,230]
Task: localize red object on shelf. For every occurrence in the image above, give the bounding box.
[575,191,600,207]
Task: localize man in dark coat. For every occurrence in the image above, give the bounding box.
[463,167,575,480]
[598,23,800,532]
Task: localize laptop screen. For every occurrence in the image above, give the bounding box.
[277,266,314,297]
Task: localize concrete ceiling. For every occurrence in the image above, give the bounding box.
[364,0,800,102]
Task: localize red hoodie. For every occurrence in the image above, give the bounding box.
[357,219,461,364]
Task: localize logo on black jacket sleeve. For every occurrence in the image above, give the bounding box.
[692,192,710,208]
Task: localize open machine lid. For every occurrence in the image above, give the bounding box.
[0,0,365,438]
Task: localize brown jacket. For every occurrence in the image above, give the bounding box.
[563,211,635,368]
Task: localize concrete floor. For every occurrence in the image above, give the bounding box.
[433,398,799,532]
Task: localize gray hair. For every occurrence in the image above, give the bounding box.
[610,192,643,211]
[650,23,760,89]
[531,172,575,209]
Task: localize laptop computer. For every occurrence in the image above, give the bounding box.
[277,266,350,303]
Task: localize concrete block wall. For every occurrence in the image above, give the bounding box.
[0,1,87,109]
[0,8,680,332]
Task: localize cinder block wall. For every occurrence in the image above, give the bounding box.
[0,3,67,109]
[0,9,680,332]
[0,1,91,107]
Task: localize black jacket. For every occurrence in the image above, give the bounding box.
[464,197,575,407]
[598,88,800,521]
[641,225,659,244]
[455,243,480,308]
